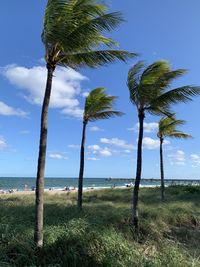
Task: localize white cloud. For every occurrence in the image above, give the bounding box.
[88,144,112,157]
[88,142,134,158]
[0,136,7,150]
[124,149,131,153]
[0,101,28,117]
[49,153,68,160]
[142,137,170,150]
[60,107,83,118]
[190,154,200,167]
[89,126,103,132]
[168,150,185,165]
[127,122,158,133]
[82,91,90,98]
[100,137,134,150]
[99,147,112,157]
[1,65,87,118]
[88,145,101,151]
[87,157,100,161]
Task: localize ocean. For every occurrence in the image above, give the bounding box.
[0,177,200,191]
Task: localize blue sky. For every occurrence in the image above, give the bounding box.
[0,0,200,178]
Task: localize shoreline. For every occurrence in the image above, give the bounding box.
[1,183,200,195]
[0,185,158,195]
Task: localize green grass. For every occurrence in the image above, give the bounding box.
[0,186,200,266]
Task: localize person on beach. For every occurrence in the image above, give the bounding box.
[63,186,70,191]
[24,184,28,191]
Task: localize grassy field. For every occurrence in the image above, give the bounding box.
[0,186,200,267]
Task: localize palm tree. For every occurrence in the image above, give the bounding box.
[157,116,191,200]
[35,0,135,247]
[78,88,123,209]
[127,60,200,230]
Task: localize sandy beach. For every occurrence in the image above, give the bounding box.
[0,184,165,196]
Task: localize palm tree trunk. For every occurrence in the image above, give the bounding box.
[133,111,144,230]
[160,137,165,200]
[34,63,55,248]
[77,120,87,209]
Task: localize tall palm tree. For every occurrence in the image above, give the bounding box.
[78,88,123,209]
[35,0,135,247]
[127,60,200,230]
[157,116,191,200]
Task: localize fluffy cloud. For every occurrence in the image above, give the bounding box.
[127,122,158,133]
[0,101,28,117]
[2,65,87,118]
[89,126,103,132]
[60,107,83,118]
[88,145,101,151]
[87,157,100,161]
[68,144,80,149]
[99,148,112,157]
[49,153,68,160]
[88,145,112,157]
[124,149,131,153]
[82,91,90,98]
[142,137,170,150]
[190,154,200,167]
[100,138,134,150]
[0,136,7,150]
[168,150,185,165]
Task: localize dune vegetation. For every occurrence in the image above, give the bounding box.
[0,186,200,267]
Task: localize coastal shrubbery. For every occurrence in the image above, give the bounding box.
[0,186,200,266]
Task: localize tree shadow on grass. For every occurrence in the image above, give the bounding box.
[1,190,200,266]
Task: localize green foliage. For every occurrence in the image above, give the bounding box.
[127,60,200,115]
[1,187,200,266]
[84,88,123,122]
[158,116,191,140]
[42,0,135,68]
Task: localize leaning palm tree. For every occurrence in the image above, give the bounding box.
[35,0,135,247]
[127,60,200,230]
[157,116,191,200]
[78,88,123,209]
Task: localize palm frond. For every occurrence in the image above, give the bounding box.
[88,111,123,121]
[127,61,145,108]
[159,116,185,133]
[140,60,170,86]
[157,116,191,139]
[147,106,173,117]
[84,87,123,122]
[59,50,136,68]
[127,61,200,117]
[42,0,136,68]
[152,69,187,93]
[167,131,192,139]
[151,86,200,107]
[64,12,123,43]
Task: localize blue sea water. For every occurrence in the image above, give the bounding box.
[0,177,199,191]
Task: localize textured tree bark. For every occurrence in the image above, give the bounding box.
[133,111,144,230]
[77,120,87,209]
[160,137,165,200]
[34,64,55,248]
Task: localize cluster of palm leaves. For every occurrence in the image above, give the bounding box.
[34,0,200,247]
[77,88,123,209]
[127,61,200,228]
[157,116,191,200]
